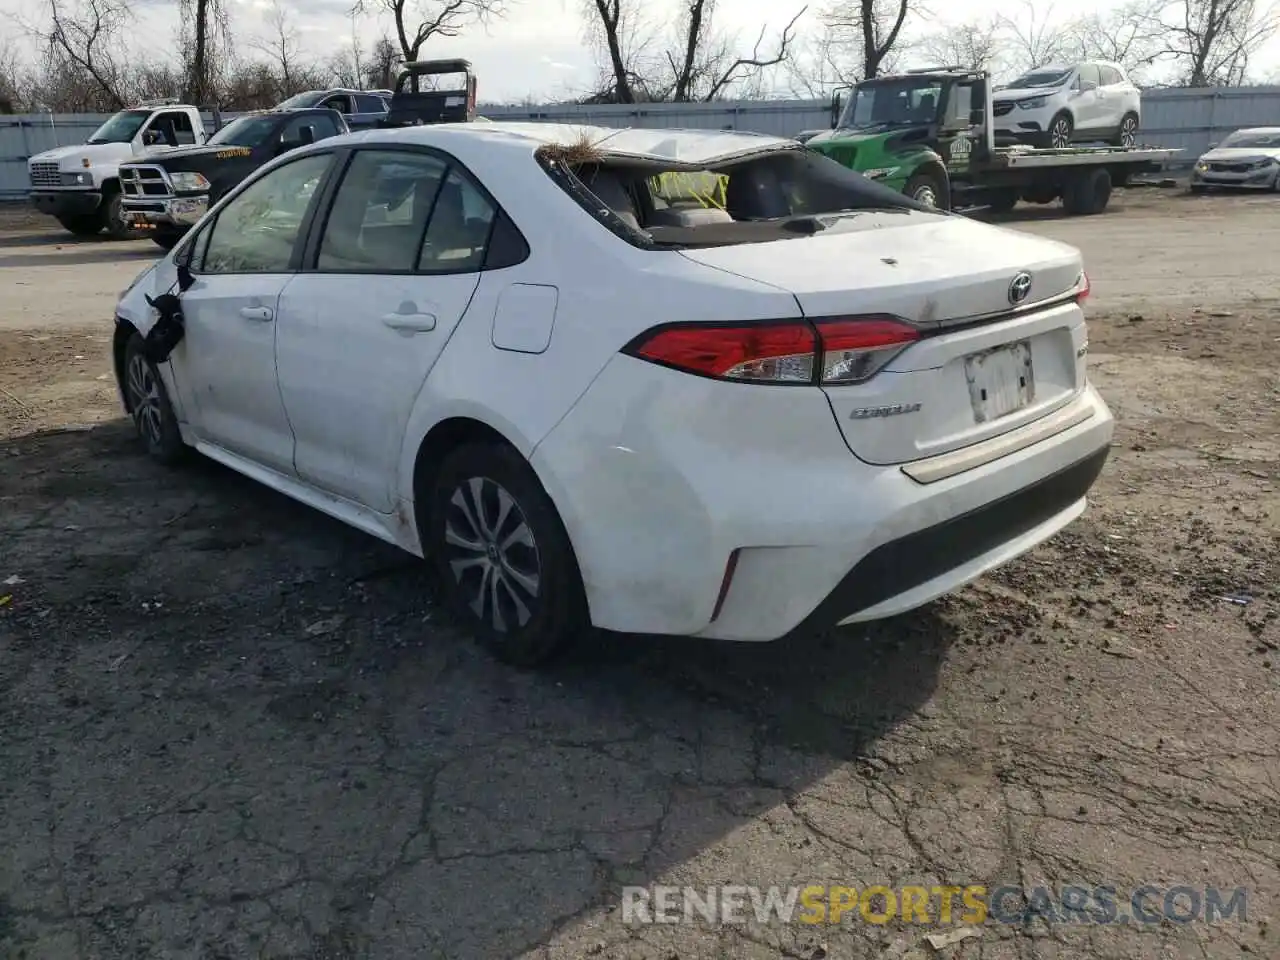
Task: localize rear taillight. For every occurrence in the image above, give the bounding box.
[1076,271,1090,303]
[623,316,919,385]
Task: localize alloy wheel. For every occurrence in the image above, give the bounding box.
[126,353,163,446]
[913,184,937,207]
[1120,117,1137,147]
[1050,118,1071,149]
[443,476,542,634]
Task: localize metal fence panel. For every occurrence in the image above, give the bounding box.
[3,87,1279,197]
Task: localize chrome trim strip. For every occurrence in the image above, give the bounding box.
[900,391,1096,484]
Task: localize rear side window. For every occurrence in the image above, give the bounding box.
[317,150,448,272]
[355,94,387,113]
[418,168,497,273]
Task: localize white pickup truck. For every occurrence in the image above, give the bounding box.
[27,101,214,239]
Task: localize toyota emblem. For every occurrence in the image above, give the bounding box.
[1008,271,1033,305]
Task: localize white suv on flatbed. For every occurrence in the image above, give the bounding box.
[993,61,1141,149]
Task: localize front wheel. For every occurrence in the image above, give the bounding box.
[427,443,590,667]
[56,214,102,237]
[152,230,183,251]
[123,333,186,464]
[1045,112,1073,149]
[101,191,143,240]
[903,172,948,210]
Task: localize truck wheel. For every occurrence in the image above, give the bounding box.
[56,215,102,237]
[1045,112,1073,149]
[1112,113,1139,148]
[986,188,1018,213]
[1062,168,1112,216]
[100,190,143,241]
[152,230,183,251]
[904,172,947,210]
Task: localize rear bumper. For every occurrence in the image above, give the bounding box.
[30,190,101,217]
[532,351,1114,641]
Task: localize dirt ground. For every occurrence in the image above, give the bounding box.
[0,189,1277,960]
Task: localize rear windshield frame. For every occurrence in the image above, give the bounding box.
[535,144,942,251]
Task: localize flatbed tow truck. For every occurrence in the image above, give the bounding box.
[805,66,1180,215]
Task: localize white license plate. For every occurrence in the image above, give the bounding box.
[964,340,1034,423]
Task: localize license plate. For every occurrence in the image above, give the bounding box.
[964,340,1034,423]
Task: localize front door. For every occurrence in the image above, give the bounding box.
[1072,64,1106,132]
[174,150,335,473]
[275,148,499,512]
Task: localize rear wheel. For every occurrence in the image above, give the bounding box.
[1062,167,1112,216]
[903,171,948,210]
[427,443,590,667]
[56,215,101,237]
[985,188,1019,213]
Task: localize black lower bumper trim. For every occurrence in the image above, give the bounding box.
[796,444,1110,632]
[30,191,102,217]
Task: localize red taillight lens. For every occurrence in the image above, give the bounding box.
[1076,271,1090,303]
[628,322,817,382]
[813,316,920,384]
[624,315,920,385]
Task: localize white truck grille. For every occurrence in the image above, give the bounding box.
[29,162,60,188]
[120,165,173,199]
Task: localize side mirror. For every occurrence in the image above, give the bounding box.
[1079,80,1098,92]
[830,92,843,129]
[1207,141,1219,149]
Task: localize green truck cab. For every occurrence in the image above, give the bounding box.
[804,67,1178,216]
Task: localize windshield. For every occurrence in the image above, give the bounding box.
[1219,130,1280,148]
[541,147,934,250]
[208,115,280,148]
[1004,69,1072,90]
[87,109,151,144]
[840,79,942,130]
[275,91,322,110]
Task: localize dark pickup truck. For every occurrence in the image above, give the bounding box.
[382,59,478,127]
[118,107,348,249]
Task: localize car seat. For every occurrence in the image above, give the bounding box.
[724,163,791,220]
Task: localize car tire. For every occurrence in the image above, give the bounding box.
[56,215,102,237]
[101,190,143,241]
[1045,112,1073,149]
[427,442,590,667]
[123,332,187,465]
[904,171,947,210]
[1112,112,1139,148]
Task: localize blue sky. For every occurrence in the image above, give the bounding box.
[3,0,1279,102]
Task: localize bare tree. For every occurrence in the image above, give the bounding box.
[34,0,133,109]
[583,0,805,102]
[352,0,508,64]
[820,0,914,80]
[1143,0,1279,86]
[177,0,231,105]
[995,0,1074,72]
[917,16,1005,71]
[784,25,860,97]
[1059,1,1164,78]
[251,0,306,92]
[364,33,401,88]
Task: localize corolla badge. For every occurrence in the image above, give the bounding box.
[1008,271,1033,304]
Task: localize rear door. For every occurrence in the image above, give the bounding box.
[274,147,500,511]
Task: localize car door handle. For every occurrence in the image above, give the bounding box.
[382,312,437,334]
[239,306,274,322]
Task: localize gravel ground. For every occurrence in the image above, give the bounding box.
[0,189,1277,960]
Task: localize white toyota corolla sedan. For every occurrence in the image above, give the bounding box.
[113,121,1114,665]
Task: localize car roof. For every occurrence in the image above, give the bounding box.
[1231,126,1280,135]
[319,121,795,165]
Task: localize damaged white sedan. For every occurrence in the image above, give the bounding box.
[113,121,1114,665]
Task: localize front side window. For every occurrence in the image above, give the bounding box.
[200,153,332,274]
[1077,64,1102,89]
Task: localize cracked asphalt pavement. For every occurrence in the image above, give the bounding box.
[1,190,1277,959]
